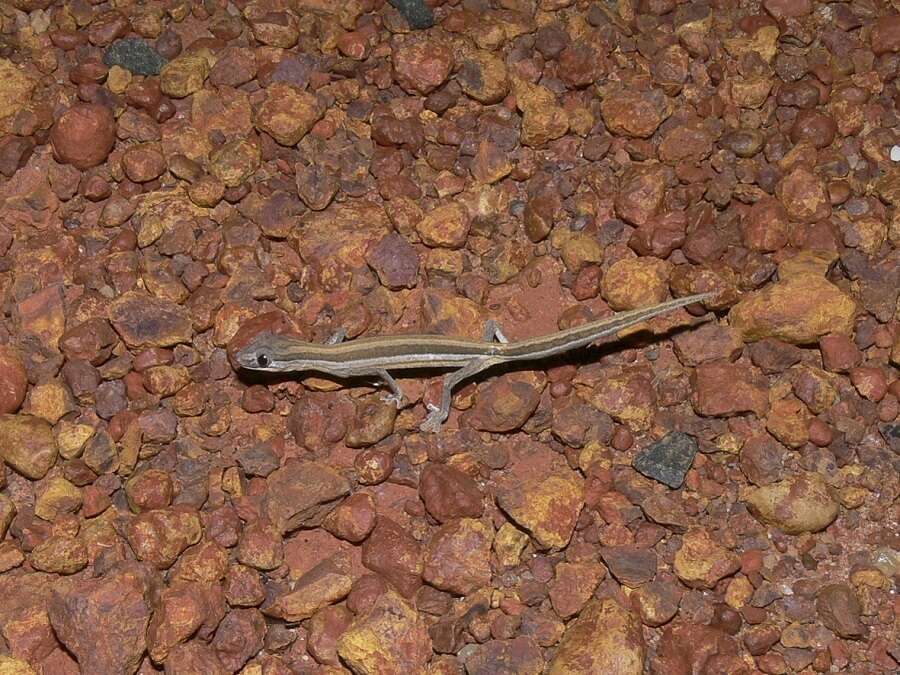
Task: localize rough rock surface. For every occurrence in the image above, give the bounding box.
[548,599,645,674]
[337,591,432,673]
[744,473,840,535]
[728,274,856,344]
[48,563,153,675]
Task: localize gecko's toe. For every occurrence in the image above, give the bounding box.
[420,406,446,433]
[381,392,405,408]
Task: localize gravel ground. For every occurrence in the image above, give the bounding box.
[0,1,898,674]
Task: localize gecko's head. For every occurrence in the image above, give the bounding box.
[234,332,281,372]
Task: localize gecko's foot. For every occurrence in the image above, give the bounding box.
[419,403,446,433]
[381,392,405,409]
[419,417,443,433]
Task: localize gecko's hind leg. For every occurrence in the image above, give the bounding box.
[420,359,495,433]
[419,323,507,432]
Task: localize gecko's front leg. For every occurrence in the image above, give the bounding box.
[377,369,406,408]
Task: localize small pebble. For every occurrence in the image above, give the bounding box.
[50,103,117,169]
[103,38,167,76]
[389,0,434,29]
[633,432,698,489]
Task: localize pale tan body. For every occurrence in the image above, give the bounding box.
[235,293,712,432]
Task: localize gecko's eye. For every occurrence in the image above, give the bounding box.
[256,353,270,367]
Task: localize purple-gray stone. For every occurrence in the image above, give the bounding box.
[389,0,435,29]
[633,431,697,489]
